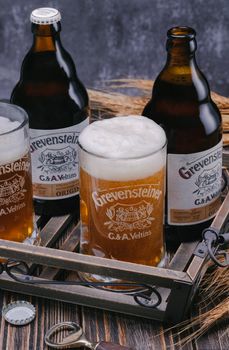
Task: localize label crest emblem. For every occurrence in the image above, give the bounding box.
[0,174,26,206]
[193,165,221,196]
[104,200,154,232]
[38,146,77,173]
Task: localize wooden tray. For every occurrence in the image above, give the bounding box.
[0,168,228,324]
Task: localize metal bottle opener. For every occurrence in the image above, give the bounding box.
[45,321,134,349]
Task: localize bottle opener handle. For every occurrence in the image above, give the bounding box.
[96,341,134,350]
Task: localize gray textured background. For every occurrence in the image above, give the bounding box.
[0,0,228,99]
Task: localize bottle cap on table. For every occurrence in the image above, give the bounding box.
[30,8,61,24]
[2,300,36,326]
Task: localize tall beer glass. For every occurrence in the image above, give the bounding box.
[78,116,167,283]
[0,102,37,244]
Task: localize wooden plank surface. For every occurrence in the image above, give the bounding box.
[0,288,228,350]
[0,217,228,349]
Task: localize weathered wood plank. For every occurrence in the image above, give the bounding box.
[39,222,80,279]
[28,215,73,275]
[0,240,191,287]
[0,273,166,321]
[1,286,228,350]
[81,292,229,350]
[169,241,199,271]
[35,215,50,230]
[39,215,73,247]
[0,290,81,350]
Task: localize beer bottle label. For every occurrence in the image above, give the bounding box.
[167,140,222,225]
[30,118,89,200]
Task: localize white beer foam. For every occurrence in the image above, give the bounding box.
[0,116,28,164]
[79,116,166,181]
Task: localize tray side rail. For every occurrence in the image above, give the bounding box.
[0,239,192,287]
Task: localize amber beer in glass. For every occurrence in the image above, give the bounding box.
[78,116,166,283]
[0,103,37,244]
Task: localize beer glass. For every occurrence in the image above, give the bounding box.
[78,116,167,283]
[0,102,38,244]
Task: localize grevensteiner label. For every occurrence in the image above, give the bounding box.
[30,118,89,200]
[167,140,222,225]
[91,183,163,240]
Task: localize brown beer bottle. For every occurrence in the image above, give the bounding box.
[143,27,222,243]
[11,8,89,217]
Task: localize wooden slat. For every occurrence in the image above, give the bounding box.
[186,255,208,281]
[169,241,199,271]
[0,239,192,287]
[35,215,41,226]
[28,214,73,274]
[39,222,80,279]
[35,214,50,230]
[39,215,73,247]
[0,273,166,321]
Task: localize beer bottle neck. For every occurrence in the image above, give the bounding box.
[165,26,198,69]
[31,23,61,52]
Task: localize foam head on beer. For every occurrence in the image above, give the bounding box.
[78,116,166,181]
[0,116,27,164]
